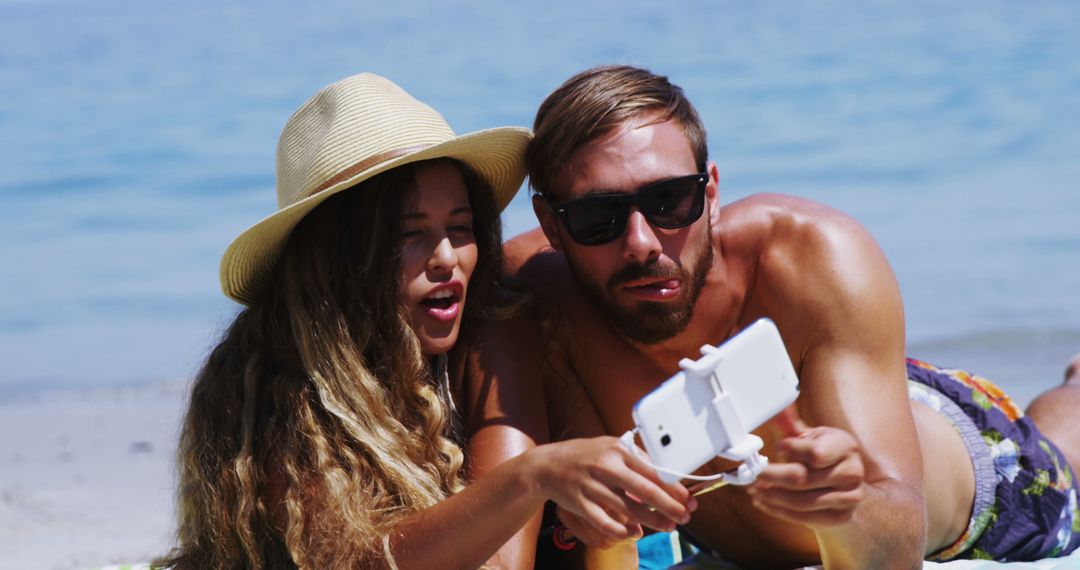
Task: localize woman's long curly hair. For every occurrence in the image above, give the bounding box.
[157,158,504,569]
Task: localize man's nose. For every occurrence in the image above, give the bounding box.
[622,209,661,264]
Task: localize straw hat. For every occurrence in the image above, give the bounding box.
[220,73,531,305]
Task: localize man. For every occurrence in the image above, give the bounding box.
[464,65,1080,568]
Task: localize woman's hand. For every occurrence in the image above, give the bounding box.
[750,416,865,528]
[526,436,696,549]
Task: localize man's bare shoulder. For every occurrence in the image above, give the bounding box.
[720,193,865,243]
[723,193,903,346]
[503,227,554,274]
[502,228,579,293]
[721,193,882,274]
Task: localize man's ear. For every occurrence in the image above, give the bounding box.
[706,161,721,227]
[532,194,565,251]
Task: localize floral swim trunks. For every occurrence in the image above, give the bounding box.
[907,358,1080,561]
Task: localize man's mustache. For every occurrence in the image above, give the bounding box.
[608,260,683,289]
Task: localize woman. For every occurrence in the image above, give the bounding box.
[158,73,692,570]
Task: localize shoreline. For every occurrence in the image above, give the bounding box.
[908,328,1080,408]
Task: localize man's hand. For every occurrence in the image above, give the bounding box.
[530,436,696,549]
[750,415,866,528]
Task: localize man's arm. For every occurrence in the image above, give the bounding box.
[749,201,926,569]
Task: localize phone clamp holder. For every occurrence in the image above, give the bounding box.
[623,343,771,487]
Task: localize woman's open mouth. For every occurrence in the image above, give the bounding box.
[421,288,462,321]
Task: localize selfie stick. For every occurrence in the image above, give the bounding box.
[622,343,770,486]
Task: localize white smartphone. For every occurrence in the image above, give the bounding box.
[630,318,800,483]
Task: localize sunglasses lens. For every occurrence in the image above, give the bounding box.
[564,196,629,245]
[640,176,704,228]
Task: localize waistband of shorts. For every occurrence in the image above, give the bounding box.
[907,379,997,561]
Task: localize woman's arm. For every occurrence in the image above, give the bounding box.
[387,445,544,570]
[391,434,690,570]
[458,312,550,568]
[388,314,690,570]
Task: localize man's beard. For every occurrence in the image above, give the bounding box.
[566,237,714,345]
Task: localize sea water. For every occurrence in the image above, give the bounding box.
[1,0,1078,403]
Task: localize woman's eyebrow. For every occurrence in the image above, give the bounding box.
[400,206,473,220]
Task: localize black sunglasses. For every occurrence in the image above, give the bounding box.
[547,173,708,246]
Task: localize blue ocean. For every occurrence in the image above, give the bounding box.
[2,0,1078,403]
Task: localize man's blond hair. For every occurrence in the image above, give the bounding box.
[526,65,709,200]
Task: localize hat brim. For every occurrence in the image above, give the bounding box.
[220,126,531,306]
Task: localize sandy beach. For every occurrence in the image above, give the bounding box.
[0,380,187,569]
[1,336,1076,569]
